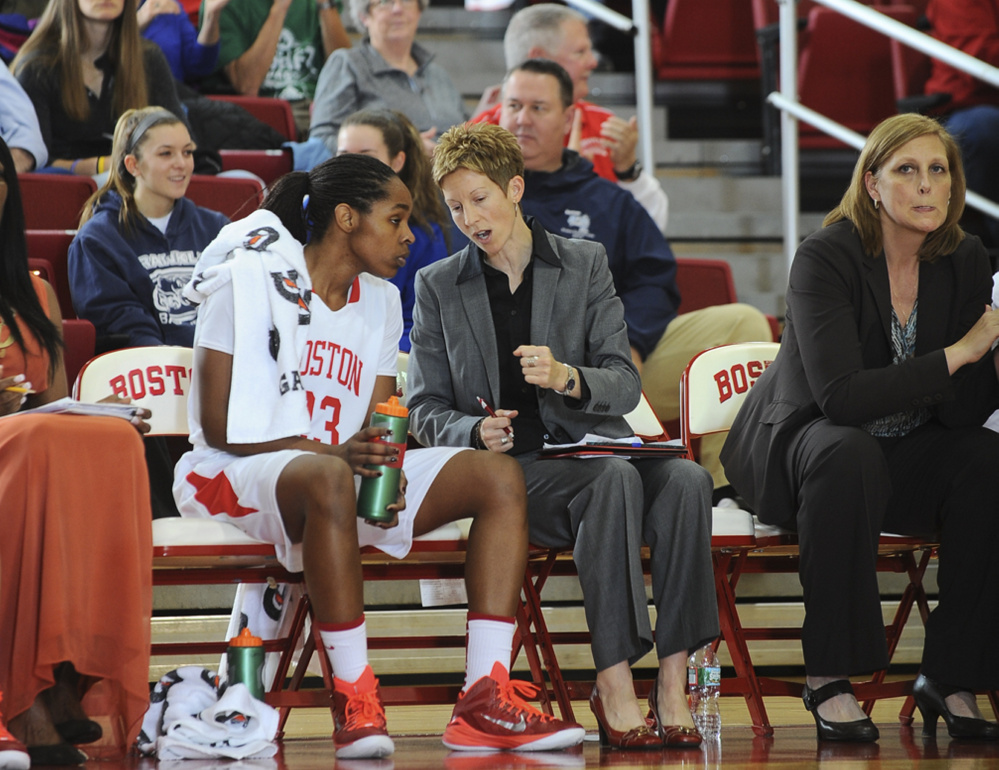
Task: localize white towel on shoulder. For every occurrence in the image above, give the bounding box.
[184,209,313,444]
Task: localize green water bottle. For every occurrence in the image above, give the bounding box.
[356,395,409,523]
[226,627,265,700]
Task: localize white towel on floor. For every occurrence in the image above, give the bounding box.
[157,683,279,760]
[138,666,220,755]
[137,667,279,760]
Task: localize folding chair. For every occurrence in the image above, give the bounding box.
[680,342,949,732]
[517,392,759,724]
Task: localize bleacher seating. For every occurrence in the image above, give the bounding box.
[208,95,298,142]
[18,173,96,230]
[220,149,294,186]
[654,0,760,81]
[26,230,76,319]
[797,5,919,149]
[186,175,264,220]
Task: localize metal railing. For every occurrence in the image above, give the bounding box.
[566,0,655,174]
[772,0,999,273]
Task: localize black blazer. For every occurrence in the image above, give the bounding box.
[720,219,999,525]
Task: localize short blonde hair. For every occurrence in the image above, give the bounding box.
[432,123,524,192]
[824,113,966,261]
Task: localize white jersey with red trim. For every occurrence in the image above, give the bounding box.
[173,270,464,572]
[187,273,401,449]
[299,275,401,444]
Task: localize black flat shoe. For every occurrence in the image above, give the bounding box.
[912,673,999,741]
[802,680,879,743]
[27,742,87,765]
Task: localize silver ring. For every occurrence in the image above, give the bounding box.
[526,356,538,367]
[500,436,509,445]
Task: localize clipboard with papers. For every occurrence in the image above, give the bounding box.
[0,397,140,421]
[538,436,688,459]
[538,392,688,459]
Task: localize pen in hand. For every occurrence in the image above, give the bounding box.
[4,386,35,394]
[476,396,513,435]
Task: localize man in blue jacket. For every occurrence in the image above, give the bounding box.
[498,59,773,493]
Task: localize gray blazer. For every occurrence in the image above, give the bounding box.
[407,225,641,449]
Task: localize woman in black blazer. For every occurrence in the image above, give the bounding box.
[722,113,999,742]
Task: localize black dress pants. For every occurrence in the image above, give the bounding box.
[789,418,999,689]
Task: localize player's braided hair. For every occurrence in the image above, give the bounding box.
[261,154,397,245]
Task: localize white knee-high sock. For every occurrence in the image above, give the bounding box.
[317,615,369,684]
[465,613,516,690]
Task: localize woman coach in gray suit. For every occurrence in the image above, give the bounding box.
[406,122,718,750]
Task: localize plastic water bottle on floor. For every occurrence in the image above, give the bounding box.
[688,645,722,740]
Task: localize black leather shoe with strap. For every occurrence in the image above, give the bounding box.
[802,680,880,743]
[913,673,999,741]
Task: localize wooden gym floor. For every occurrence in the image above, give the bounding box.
[78,691,999,769]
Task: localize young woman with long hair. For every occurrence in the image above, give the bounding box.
[70,107,228,348]
[12,0,185,176]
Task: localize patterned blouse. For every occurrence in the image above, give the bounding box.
[862,300,931,438]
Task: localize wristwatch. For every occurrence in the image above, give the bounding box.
[556,363,576,396]
[614,160,642,182]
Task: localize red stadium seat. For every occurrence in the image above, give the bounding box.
[26,230,76,319]
[62,319,96,387]
[219,149,294,186]
[797,5,919,149]
[654,0,759,81]
[185,175,264,220]
[208,95,298,142]
[18,174,96,231]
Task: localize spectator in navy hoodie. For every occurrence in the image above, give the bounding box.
[70,107,229,350]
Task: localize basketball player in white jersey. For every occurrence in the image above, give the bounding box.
[172,154,584,759]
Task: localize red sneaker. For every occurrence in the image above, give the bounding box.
[0,693,29,770]
[443,663,585,752]
[331,666,394,759]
